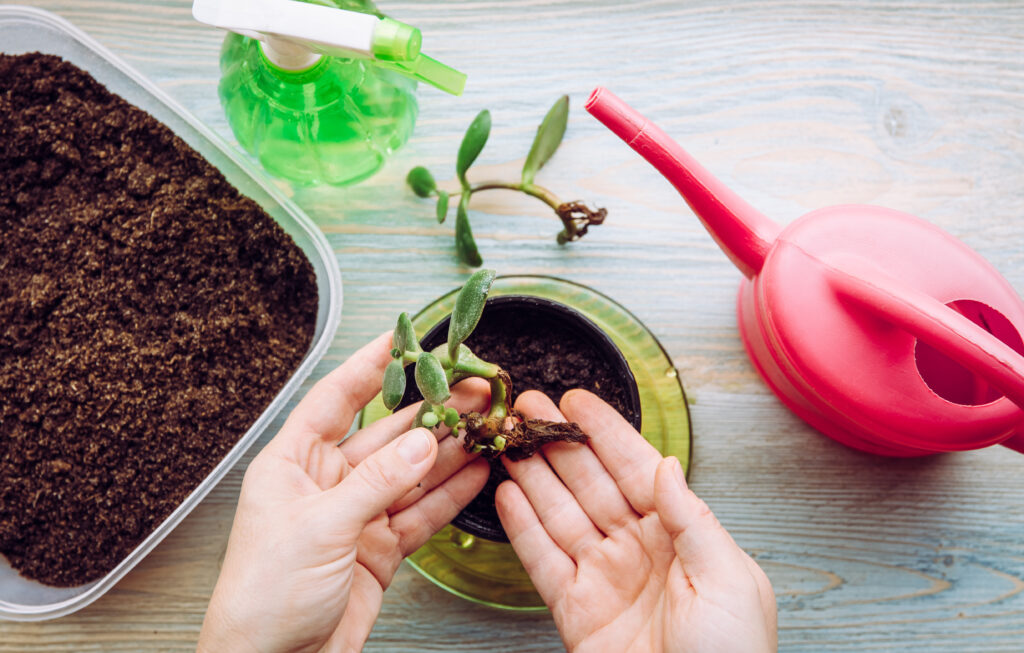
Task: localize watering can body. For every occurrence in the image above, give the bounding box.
[587,88,1024,456]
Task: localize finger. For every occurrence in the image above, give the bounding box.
[318,428,438,540]
[502,452,603,561]
[560,389,662,515]
[340,377,490,466]
[495,480,575,607]
[275,332,395,447]
[390,458,490,555]
[388,433,480,514]
[654,457,748,588]
[515,391,637,535]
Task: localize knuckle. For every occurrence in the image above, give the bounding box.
[689,492,715,520]
[687,492,727,532]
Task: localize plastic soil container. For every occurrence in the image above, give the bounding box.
[0,5,342,621]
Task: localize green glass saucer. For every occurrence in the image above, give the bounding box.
[359,275,691,610]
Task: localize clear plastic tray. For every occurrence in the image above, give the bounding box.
[0,5,343,621]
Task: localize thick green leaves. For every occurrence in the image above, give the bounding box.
[393,312,421,357]
[407,166,437,198]
[436,190,449,224]
[411,402,432,429]
[415,352,451,405]
[447,269,495,362]
[381,359,406,411]
[454,191,482,267]
[522,95,569,186]
[421,412,440,428]
[456,109,491,187]
[443,406,460,427]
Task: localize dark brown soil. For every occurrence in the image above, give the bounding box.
[404,297,640,541]
[465,308,638,424]
[0,53,318,586]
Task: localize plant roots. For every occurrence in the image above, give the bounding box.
[462,410,589,461]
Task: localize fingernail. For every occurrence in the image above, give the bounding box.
[671,456,686,490]
[397,429,432,464]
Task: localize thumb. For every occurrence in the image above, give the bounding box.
[654,456,747,584]
[322,428,438,536]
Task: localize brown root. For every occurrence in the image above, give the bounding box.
[461,410,589,461]
[556,201,607,242]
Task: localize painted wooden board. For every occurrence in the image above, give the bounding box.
[1,0,1023,650]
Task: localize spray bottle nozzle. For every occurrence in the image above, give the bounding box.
[193,0,466,95]
[371,17,421,61]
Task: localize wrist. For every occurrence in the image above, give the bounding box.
[197,597,266,653]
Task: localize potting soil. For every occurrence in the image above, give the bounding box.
[0,53,318,586]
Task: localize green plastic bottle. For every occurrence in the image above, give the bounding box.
[193,0,465,186]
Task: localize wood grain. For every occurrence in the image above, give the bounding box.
[2,0,1024,650]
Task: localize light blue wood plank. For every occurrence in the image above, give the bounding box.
[1,0,1023,650]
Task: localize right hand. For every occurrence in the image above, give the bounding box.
[496,389,777,653]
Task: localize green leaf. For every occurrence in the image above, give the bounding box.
[522,95,569,185]
[436,190,449,224]
[447,269,496,362]
[454,191,482,267]
[381,359,406,411]
[456,109,491,187]
[407,166,437,198]
[421,411,440,428]
[411,402,432,429]
[415,352,451,405]
[393,312,421,358]
[443,407,460,428]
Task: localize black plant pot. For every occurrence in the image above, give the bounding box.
[398,294,642,542]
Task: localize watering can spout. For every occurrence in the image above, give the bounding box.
[586,87,780,278]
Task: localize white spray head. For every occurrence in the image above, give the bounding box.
[193,0,464,94]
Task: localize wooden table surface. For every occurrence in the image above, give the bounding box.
[3,0,1024,650]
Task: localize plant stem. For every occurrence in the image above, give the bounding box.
[453,355,500,379]
[470,181,562,212]
[487,373,510,421]
[467,181,606,244]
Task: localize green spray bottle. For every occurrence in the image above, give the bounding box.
[193,0,465,186]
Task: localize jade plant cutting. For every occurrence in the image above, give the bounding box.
[381,269,587,460]
[406,96,608,267]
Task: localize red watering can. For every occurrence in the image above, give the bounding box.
[586,87,1024,457]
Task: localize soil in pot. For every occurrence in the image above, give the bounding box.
[401,296,641,542]
[0,53,318,586]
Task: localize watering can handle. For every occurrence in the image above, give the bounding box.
[824,257,1024,453]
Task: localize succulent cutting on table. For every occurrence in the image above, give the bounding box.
[407,96,608,266]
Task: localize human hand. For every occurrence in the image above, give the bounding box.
[496,390,777,653]
[198,333,490,653]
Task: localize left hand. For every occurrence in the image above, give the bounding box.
[198,332,491,653]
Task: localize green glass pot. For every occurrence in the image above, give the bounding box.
[361,275,691,609]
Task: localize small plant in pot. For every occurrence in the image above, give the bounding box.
[383,270,641,542]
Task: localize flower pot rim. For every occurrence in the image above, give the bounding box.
[358,274,691,611]
[408,291,643,543]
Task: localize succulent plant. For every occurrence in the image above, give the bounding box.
[406,96,608,267]
[383,269,587,460]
